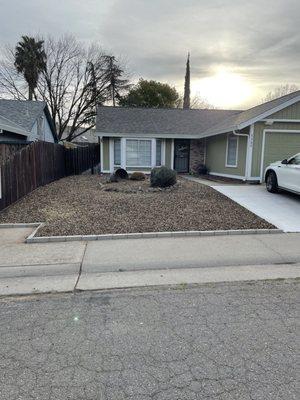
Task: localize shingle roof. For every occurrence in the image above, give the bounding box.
[0,99,46,133]
[203,90,300,136]
[0,114,25,132]
[96,107,240,136]
[96,90,300,138]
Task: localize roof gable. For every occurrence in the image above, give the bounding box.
[202,90,300,137]
[0,99,46,132]
[0,99,57,141]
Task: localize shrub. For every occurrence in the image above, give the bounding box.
[115,168,128,179]
[197,163,208,175]
[150,166,177,188]
[130,172,146,181]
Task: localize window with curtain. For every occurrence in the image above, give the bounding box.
[156,139,162,166]
[226,134,238,167]
[126,139,151,167]
[114,139,121,165]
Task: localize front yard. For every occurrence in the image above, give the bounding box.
[0,175,273,236]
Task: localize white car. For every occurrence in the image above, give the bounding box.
[265,153,300,194]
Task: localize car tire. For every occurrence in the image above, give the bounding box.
[266,171,278,193]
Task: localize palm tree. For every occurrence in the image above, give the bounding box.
[14,36,47,100]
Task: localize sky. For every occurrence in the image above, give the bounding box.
[0,0,299,109]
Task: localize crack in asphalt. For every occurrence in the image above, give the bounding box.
[0,280,298,400]
[74,242,88,292]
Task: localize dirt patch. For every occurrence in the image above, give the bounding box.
[0,175,274,236]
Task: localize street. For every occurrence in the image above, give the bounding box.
[0,280,298,400]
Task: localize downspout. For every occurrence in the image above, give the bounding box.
[232,128,249,181]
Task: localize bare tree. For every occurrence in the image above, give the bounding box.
[262,84,299,103]
[176,94,215,109]
[0,35,129,141]
[0,45,27,100]
[190,95,216,109]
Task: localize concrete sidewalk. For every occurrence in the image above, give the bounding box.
[1,227,300,295]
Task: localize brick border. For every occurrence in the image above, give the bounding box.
[0,223,283,243]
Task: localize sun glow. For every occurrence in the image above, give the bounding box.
[194,69,253,109]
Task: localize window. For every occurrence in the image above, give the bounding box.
[114,139,121,165]
[226,134,238,167]
[156,139,162,166]
[289,154,300,165]
[126,139,151,167]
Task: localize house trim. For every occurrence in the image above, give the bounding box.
[262,119,300,124]
[161,139,166,166]
[260,128,300,182]
[245,124,254,179]
[171,139,175,169]
[209,172,246,180]
[238,95,300,130]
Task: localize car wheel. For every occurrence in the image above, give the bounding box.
[266,171,278,193]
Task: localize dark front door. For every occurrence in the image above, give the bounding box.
[174,139,190,172]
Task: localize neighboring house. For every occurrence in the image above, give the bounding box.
[61,127,98,144]
[96,90,300,182]
[0,99,57,144]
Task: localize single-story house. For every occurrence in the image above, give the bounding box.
[96,90,300,182]
[0,99,57,144]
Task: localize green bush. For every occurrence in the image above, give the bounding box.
[150,166,177,188]
[130,172,146,181]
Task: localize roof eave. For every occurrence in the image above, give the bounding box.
[95,131,205,139]
[238,94,300,131]
[0,123,31,137]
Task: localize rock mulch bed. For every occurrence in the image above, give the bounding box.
[0,175,274,236]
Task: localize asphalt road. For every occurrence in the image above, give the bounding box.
[0,280,298,400]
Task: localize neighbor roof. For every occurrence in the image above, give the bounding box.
[96,107,241,137]
[0,113,27,135]
[0,99,57,140]
[202,90,300,137]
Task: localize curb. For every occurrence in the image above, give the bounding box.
[0,223,42,228]
[27,228,283,243]
[0,223,284,243]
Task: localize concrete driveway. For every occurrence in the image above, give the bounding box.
[213,185,300,232]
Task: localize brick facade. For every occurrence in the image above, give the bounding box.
[189,139,206,173]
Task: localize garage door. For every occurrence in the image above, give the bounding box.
[262,131,300,178]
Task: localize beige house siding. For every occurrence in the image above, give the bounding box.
[251,122,300,177]
[205,133,247,178]
[101,137,110,171]
[267,101,300,119]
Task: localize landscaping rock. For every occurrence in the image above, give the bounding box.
[0,175,274,236]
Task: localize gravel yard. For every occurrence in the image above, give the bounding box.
[0,175,274,236]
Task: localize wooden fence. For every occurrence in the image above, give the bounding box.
[0,141,100,211]
[0,143,28,164]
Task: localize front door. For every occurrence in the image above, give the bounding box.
[174,139,190,173]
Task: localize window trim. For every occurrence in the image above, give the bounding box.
[225,133,238,168]
[113,138,121,167]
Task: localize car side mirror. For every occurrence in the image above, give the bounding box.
[281,159,288,164]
